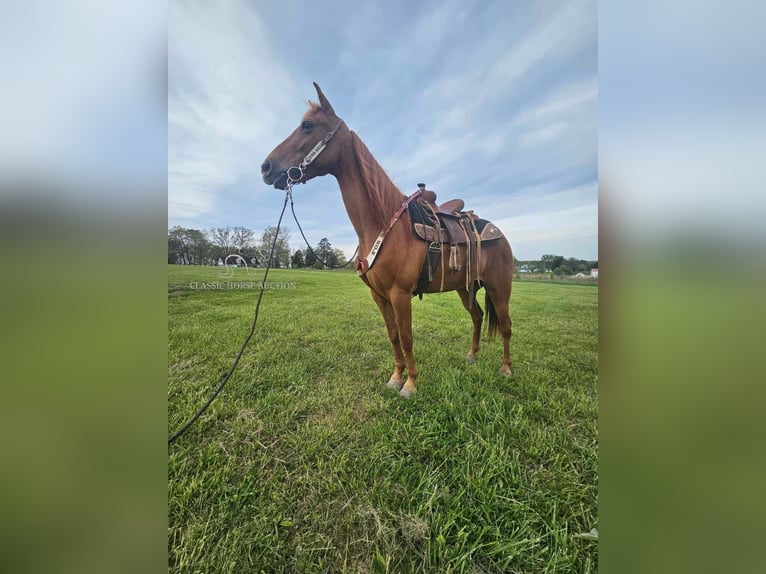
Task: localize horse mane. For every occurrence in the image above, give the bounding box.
[304,101,405,226]
[349,131,406,228]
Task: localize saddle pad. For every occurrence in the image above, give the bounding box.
[408,199,504,242]
[413,221,504,243]
[475,219,504,241]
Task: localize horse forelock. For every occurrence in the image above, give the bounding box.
[304,101,322,117]
[350,131,406,228]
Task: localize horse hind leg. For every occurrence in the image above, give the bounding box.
[484,284,512,377]
[457,286,483,364]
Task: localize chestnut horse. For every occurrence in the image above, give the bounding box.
[262,83,513,397]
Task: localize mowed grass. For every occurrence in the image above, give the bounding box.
[168,265,598,573]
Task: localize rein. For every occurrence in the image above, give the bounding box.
[168,190,291,444]
[290,196,359,269]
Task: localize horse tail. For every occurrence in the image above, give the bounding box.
[485,291,499,341]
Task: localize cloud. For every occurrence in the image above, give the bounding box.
[601,116,766,243]
[0,1,166,187]
[168,0,299,226]
[494,202,598,261]
[519,122,568,147]
[371,2,597,189]
[514,79,598,126]
[486,0,596,90]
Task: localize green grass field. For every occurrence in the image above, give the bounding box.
[168,265,598,573]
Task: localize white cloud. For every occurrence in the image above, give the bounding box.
[601,116,766,241]
[512,78,597,151]
[0,1,166,185]
[486,0,596,90]
[519,122,568,147]
[370,1,597,190]
[470,181,597,224]
[493,201,598,260]
[514,79,598,126]
[168,0,299,224]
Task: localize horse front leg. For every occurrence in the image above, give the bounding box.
[390,289,418,398]
[370,291,405,391]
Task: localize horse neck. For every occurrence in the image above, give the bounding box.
[332,131,405,254]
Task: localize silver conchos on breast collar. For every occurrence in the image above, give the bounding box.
[285,119,345,188]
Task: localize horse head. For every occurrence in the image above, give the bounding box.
[261,82,346,190]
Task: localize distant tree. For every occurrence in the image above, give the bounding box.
[187,229,212,264]
[304,247,317,268]
[168,226,186,264]
[232,226,254,254]
[332,248,348,268]
[541,254,564,272]
[291,249,305,268]
[168,226,212,265]
[558,257,576,275]
[260,226,291,268]
[209,227,234,258]
[314,238,335,268]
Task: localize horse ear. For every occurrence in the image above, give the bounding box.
[313,82,336,116]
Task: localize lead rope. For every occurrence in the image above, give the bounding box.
[289,195,358,269]
[170,119,348,444]
[168,190,292,445]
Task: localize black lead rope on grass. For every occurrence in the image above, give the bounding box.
[168,191,291,445]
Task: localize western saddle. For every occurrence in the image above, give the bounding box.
[409,183,504,301]
[420,188,466,216]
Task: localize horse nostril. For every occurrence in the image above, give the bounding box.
[261,160,272,176]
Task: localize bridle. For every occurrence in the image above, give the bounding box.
[280,115,415,278]
[285,119,345,189]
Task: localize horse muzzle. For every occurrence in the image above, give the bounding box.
[261,159,289,189]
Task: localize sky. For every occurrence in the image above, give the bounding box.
[170,0,599,261]
[599,0,766,245]
[0,1,166,194]
[2,1,761,263]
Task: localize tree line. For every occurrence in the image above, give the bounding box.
[168,226,348,269]
[515,254,598,276]
[169,227,592,275]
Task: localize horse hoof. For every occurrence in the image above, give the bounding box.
[465,355,477,364]
[386,379,403,392]
[501,368,512,378]
[399,386,416,399]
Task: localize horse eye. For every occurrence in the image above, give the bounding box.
[301,121,313,131]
